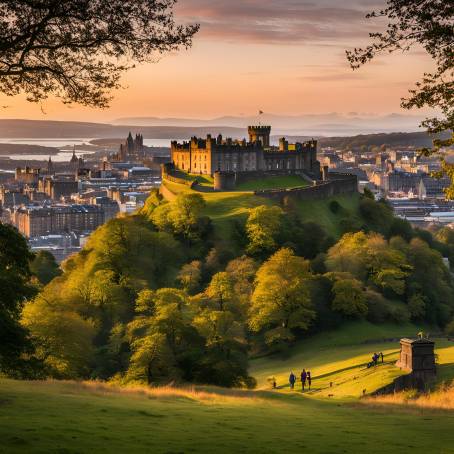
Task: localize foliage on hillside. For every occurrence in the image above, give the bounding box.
[4,187,454,386]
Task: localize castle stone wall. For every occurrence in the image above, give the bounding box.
[214,171,236,191]
[254,173,358,202]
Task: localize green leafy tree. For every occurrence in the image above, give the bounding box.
[405,238,454,325]
[0,223,36,376]
[225,256,258,315]
[152,193,208,244]
[331,279,368,318]
[22,291,95,378]
[326,232,411,297]
[246,205,283,257]
[0,0,198,107]
[126,288,198,384]
[205,272,234,312]
[249,248,315,350]
[192,308,251,388]
[408,293,427,320]
[30,250,61,285]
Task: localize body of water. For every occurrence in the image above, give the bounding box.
[3,149,96,162]
[0,137,173,161]
[0,137,174,148]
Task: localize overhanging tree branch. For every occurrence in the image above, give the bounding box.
[0,0,199,107]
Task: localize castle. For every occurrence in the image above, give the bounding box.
[170,126,321,178]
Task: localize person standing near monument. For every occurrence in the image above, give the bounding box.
[307,371,312,390]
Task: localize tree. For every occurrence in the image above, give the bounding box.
[0,223,36,375]
[178,261,202,295]
[347,1,454,195]
[246,205,283,257]
[126,288,198,384]
[151,193,207,244]
[249,248,315,350]
[331,279,368,318]
[0,0,199,107]
[192,308,251,388]
[326,232,411,297]
[225,256,258,314]
[22,292,96,378]
[205,272,234,312]
[30,250,61,285]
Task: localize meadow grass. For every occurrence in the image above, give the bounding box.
[235,175,310,191]
[365,382,454,411]
[2,322,454,453]
[250,321,450,398]
[294,193,362,237]
[3,377,454,453]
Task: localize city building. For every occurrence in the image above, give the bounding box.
[39,174,79,200]
[418,176,451,199]
[12,204,105,237]
[15,167,40,185]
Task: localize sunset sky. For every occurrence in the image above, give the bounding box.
[0,0,434,122]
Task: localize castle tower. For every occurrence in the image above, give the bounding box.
[248,126,271,148]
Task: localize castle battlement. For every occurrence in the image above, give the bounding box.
[170,126,320,178]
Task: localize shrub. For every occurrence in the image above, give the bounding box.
[329,200,342,214]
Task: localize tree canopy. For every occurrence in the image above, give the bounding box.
[0,223,36,376]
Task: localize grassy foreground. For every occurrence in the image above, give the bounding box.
[2,378,454,454]
[2,322,454,453]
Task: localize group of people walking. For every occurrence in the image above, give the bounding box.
[289,369,312,391]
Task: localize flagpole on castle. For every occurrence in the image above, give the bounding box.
[258,110,264,126]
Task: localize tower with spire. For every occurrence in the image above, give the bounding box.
[47,156,54,175]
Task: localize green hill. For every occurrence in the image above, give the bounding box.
[161,179,362,241]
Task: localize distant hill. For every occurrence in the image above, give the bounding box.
[0,119,244,140]
[314,131,452,151]
[113,112,426,136]
[0,119,449,150]
[0,143,57,155]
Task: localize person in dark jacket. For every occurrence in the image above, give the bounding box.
[289,372,296,389]
[301,369,307,391]
[307,371,312,389]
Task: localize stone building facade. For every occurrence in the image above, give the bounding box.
[12,204,105,237]
[170,126,320,178]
